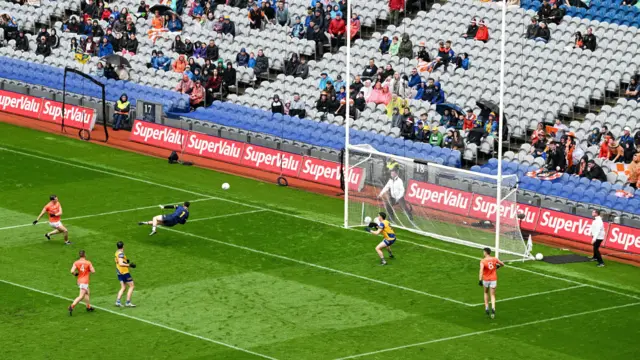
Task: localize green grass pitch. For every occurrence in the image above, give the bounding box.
[1,121,640,360]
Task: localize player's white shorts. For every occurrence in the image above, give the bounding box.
[483,280,497,288]
[49,221,62,229]
[78,283,89,290]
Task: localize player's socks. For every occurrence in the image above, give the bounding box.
[44,233,51,240]
[138,222,145,225]
[115,300,122,307]
[485,307,490,316]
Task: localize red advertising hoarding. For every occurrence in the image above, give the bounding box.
[605,224,640,255]
[535,208,609,245]
[404,180,472,216]
[468,194,540,231]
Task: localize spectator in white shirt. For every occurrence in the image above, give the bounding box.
[590,209,605,267]
[377,168,414,221]
[553,119,568,142]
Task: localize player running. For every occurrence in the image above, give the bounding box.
[33,195,71,245]
[115,241,136,307]
[68,250,95,316]
[138,201,190,236]
[479,247,504,319]
[367,212,396,265]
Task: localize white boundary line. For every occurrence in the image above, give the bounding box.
[3,146,639,302]
[0,198,215,231]
[160,226,475,306]
[469,285,587,307]
[333,301,640,360]
[0,279,277,360]
[188,209,267,223]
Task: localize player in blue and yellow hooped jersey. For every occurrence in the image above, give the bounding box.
[138,201,190,236]
[114,241,136,307]
[367,212,396,265]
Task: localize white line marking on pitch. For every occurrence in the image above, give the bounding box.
[161,226,475,306]
[469,285,587,306]
[333,301,640,359]
[3,146,639,302]
[188,209,267,223]
[0,279,277,360]
[0,198,215,231]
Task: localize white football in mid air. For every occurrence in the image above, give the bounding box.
[535,253,544,261]
[222,183,230,190]
[364,216,372,224]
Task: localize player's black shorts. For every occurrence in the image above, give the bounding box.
[162,215,179,227]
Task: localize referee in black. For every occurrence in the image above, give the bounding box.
[377,167,414,222]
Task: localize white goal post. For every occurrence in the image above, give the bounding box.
[343,144,533,262]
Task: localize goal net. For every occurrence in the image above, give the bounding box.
[344,144,532,262]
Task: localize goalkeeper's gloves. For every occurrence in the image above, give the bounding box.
[478,280,483,287]
[129,263,136,268]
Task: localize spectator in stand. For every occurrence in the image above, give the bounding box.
[325,81,337,98]
[191,1,205,20]
[253,49,269,77]
[264,1,277,24]
[192,68,203,83]
[429,126,443,146]
[98,36,113,57]
[537,0,552,21]
[571,155,589,176]
[236,48,249,67]
[573,31,584,49]
[104,63,118,79]
[607,138,624,163]
[155,50,172,71]
[190,81,206,110]
[172,35,186,54]
[412,121,428,142]
[474,19,489,42]
[620,127,635,163]
[587,127,601,146]
[205,68,222,94]
[336,86,347,101]
[205,40,219,61]
[544,140,566,172]
[388,72,409,98]
[175,74,193,94]
[222,62,236,94]
[271,94,284,114]
[485,113,498,136]
[624,78,640,100]
[442,129,454,148]
[455,53,470,70]
[386,94,407,118]
[362,59,378,79]
[565,135,576,170]
[183,37,194,57]
[440,109,453,128]
[416,41,430,62]
[368,83,392,105]
[389,35,401,56]
[115,64,130,81]
[381,64,395,82]
[173,54,188,73]
[82,36,96,55]
[379,35,391,54]
[284,53,300,76]
[353,91,366,112]
[292,56,309,79]
[291,16,305,38]
[451,130,465,150]
[553,119,568,141]
[391,107,403,128]
[168,13,183,32]
[534,22,550,43]
[310,9,324,30]
[361,80,373,99]
[95,62,105,76]
[548,3,565,25]
[313,25,329,57]
[318,72,333,90]
[401,117,415,140]
[70,37,79,53]
[123,33,138,55]
[583,28,596,51]
[15,31,29,52]
[211,15,224,33]
[222,15,236,37]
[275,1,291,26]
[586,160,607,182]
[316,92,330,112]
[627,152,640,189]
[407,68,421,88]
[334,75,346,92]
[531,122,546,146]
[248,3,266,30]
[433,41,450,72]
[525,17,538,39]
[351,13,361,41]
[35,35,52,57]
[187,57,201,73]
[389,0,405,26]
[248,52,256,68]
[289,94,307,118]
[432,82,446,104]
[328,12,346,51]
[396,33,413,59]
[463,18,478,39]
[48,29,60,49]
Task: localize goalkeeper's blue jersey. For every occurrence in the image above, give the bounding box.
[170,206,189,224]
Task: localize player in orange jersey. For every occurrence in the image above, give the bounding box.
[33,195,71,245]
[68,250,95,316]
[479,247,504,319]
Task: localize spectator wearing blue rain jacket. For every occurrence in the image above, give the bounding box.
[318,72,333,90]
[379,35,391,54]
[156,51,172,71]
[167,14,183,32]
[248,52,256,68]
[333,75,345,92]
[184,66,195,80]
[432,82,445,105]
[98,37,113,57]
[460,53,470,70]
[407,68,421,88]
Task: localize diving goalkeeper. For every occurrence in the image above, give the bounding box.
[377,168,413,221]
[138,201,190,236]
